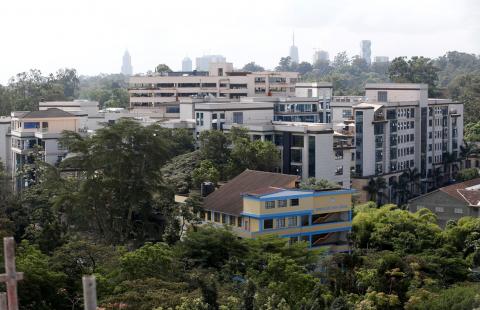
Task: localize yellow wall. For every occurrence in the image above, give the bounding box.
[243,193,352,216]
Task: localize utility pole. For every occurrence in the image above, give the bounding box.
[0,237,24,310]
[82,275,97,310]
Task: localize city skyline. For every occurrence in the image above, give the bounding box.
[0,0,479,84]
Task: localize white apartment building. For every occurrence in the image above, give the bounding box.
[9,108,81,189]
[352,83,463,198]
[0,117,11,169]
[174,98,352,188]
[128,62,299,111]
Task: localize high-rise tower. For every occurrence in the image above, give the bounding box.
[121,50,133,76]
[182,57,192,71]
[360,40,371,65]
[289,32,299,64]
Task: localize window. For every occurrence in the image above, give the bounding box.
[335,150,344,160]
[276,218,286,228]
[229,215,236,226]
[214,212,220,222]
[265,201,275,209]
[237,217,242,227]
[263,219,273,230]
[207,211,212,221]
[435,207,444,213]
[290,198,299,206]
[292,135,304,147]
[166,106,180,113]
[335,166,343,175]
[301,215,310,226]
[24,122,40,129]
[454,208,464,214]
[376,150,383,162]
[342,109,352,118]
[277,200,287,208]
[196,112,204,126]
[291,149,302,163]
[221,214,227,223]
[288,216,298,227]
[233,112,243,124]
[378,91,388,102]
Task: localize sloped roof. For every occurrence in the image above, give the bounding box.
[203,170,299,216]
[20,108,76,119]
[438,178,480,206]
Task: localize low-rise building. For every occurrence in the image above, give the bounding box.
[408,178,480,227]
[200,169,354,252]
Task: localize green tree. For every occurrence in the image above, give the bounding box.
[193,160,220,187]
[59,119,183,245]
[362,177,387,206]
[389,56,439,96]
[448,72,480,124]
[456,168,480,181]
[155,64,173,74]
[299,177,339,190]
[242,62,264,72]
[275,56,293,71]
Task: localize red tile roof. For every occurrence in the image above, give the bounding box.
[202,170,299,216]
[439,178,480,206]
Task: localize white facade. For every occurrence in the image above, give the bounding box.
[0,117,11,170]
[313,50,329,64]
[353,83,464,194]
[196,55,226,71]
[182,57,192,72]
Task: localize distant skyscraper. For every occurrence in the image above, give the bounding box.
[195,55,226,71]
[360,40,371,65]
[182,57,192,71]
[373,56,389,63]
[289,32,299,63]
[121,50,133,76]
[313,50,329,64]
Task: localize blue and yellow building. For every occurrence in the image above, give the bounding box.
[200,170,354,253]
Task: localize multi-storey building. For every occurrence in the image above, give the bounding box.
[9,108,81,189]
[0,117,11,169]
[176,97,353,187]
[199,169,354,253]
[360,40,371,65]
[352,83,464,201]
[128,62,299,111]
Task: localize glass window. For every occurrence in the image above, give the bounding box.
[292,135,304,147]
[276,218,286,228]
[214,212,220,222]
[229,215,236,225]
[378,91,388,102]
[291,149,302,163]
[265,201,275,209]
[301,215,310,226]
[221,214,227,223]
[454,208,464,214]
[277,200,287,208]
[288,216,298,227]
[263,219,273,230]
[233,112,243,124]
[335,166,343,175]
[290,198,299,206]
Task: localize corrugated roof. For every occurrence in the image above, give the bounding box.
[20,108,76,119]
[203,170,299,216]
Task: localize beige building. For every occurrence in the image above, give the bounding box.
[128,62,299,112]
[10,108,80,189]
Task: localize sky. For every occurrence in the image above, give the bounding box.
[0,0,479,84]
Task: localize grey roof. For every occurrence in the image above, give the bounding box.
[20,108,76,119]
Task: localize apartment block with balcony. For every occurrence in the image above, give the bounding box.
[128,62,299,108]
[222,122,353,188]
[200,170,354,253]
[351,83,464,202]
[9,108,80,189]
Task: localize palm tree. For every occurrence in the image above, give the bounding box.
[401,167,421,198]
[460,141,479,169]
[363,177,387,206]
[431,166,443,189]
